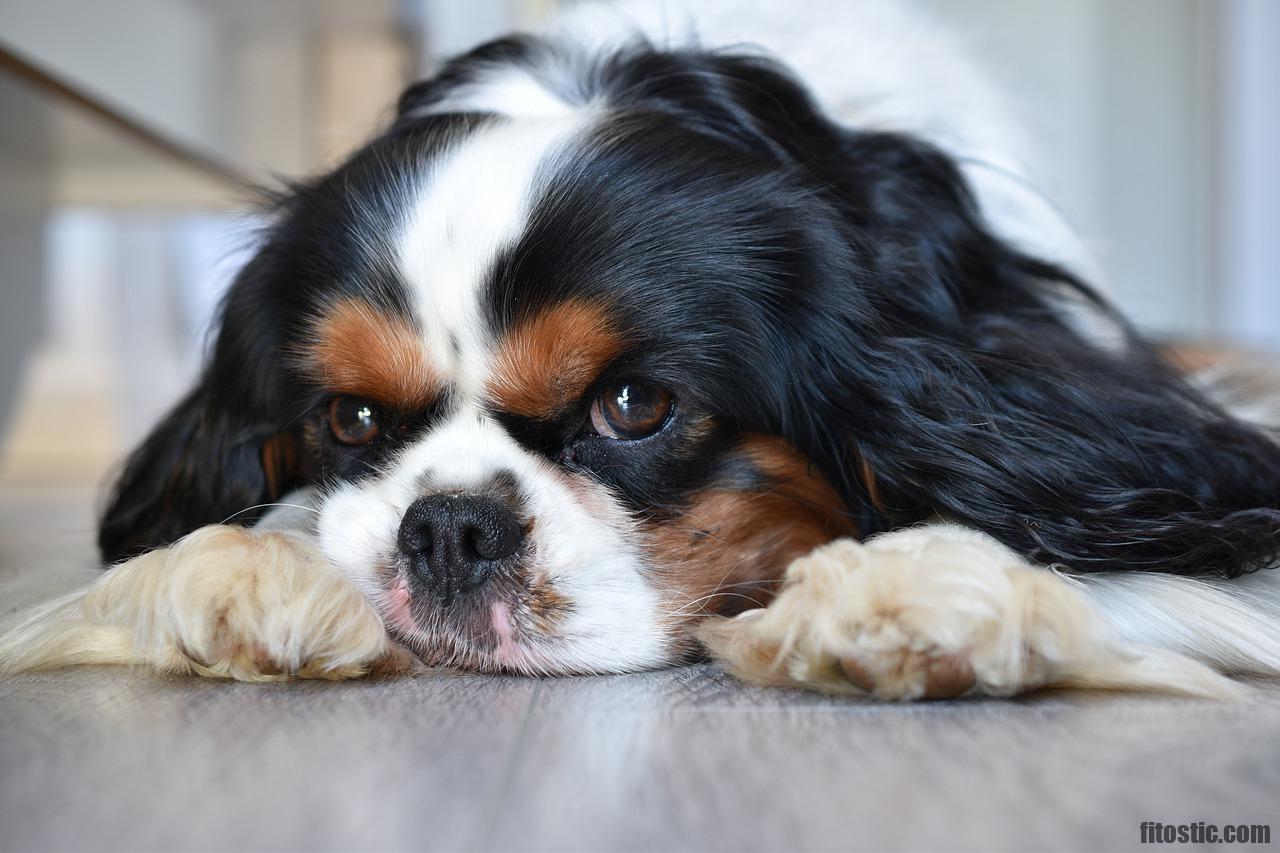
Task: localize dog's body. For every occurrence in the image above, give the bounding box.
[3,1,1279,699]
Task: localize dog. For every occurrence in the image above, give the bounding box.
[3,1,1279,700]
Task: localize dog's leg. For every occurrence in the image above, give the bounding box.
[700,524,1255,700]
[0,525,410,681]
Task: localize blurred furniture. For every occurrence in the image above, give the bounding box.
[0,0,419,482]
[0,43,248,484]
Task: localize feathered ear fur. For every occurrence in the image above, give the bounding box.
[97,387,301,565]
[772,101,1280,577]
[98,254,304,565]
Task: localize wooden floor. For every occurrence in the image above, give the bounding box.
[2,490,1279,852]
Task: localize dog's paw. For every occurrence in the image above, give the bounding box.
[699,526,1129,700]
[92,525,412,681]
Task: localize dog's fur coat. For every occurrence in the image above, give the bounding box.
[2,1,1278,700]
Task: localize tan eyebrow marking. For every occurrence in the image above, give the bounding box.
[302,298,442,410]
[487,299,625,420]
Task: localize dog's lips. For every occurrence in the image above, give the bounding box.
[375,572,546,671]
[488,599,537,669]
[380,575,418,635]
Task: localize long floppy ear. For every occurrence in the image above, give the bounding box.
[98,255,304,565]
[97,387,301,564]
[785,125,1280,576]
[584,47,1280,576]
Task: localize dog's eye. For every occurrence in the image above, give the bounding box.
[328,396,381,445]
[590,383,673,440]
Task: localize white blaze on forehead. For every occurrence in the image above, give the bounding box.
[396,116,586,400]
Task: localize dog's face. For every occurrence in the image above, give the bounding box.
[99,38,1280,674]
[299,110,856,671]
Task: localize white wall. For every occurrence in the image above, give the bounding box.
[918,0,1215,341]
[1217,0,1280,353]
[0,0,231,163]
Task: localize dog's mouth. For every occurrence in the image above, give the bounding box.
[370,564,577,674]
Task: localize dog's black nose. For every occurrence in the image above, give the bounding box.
[397,494,523,602]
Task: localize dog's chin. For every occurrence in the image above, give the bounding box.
[368,570,533,673]
[386,619,550,677]
[369,565,685,676]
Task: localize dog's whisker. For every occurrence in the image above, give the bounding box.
[219,503,321,524]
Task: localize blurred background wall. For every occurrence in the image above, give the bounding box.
[0,0,1276,496]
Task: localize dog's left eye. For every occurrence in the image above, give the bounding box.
[328,396,381,445]
[590,383,673,440]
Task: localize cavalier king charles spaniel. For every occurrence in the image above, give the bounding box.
[3,1,1279,700]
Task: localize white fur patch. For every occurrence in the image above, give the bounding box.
[1071,569,1280,676]
[396,115,586,402]
[407,66,583,120]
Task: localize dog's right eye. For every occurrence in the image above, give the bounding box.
[589,382,674,440]
[328,396,382,445]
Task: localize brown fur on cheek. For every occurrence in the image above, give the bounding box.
[260,431,301,500]
[526,578,572,632]
[300,298,442,410]
[647,434,858,619]
[487,299,624,420]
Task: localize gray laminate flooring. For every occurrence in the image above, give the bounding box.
[3,490,1278,853]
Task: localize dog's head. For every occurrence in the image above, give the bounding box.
[99,37,1280,673]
